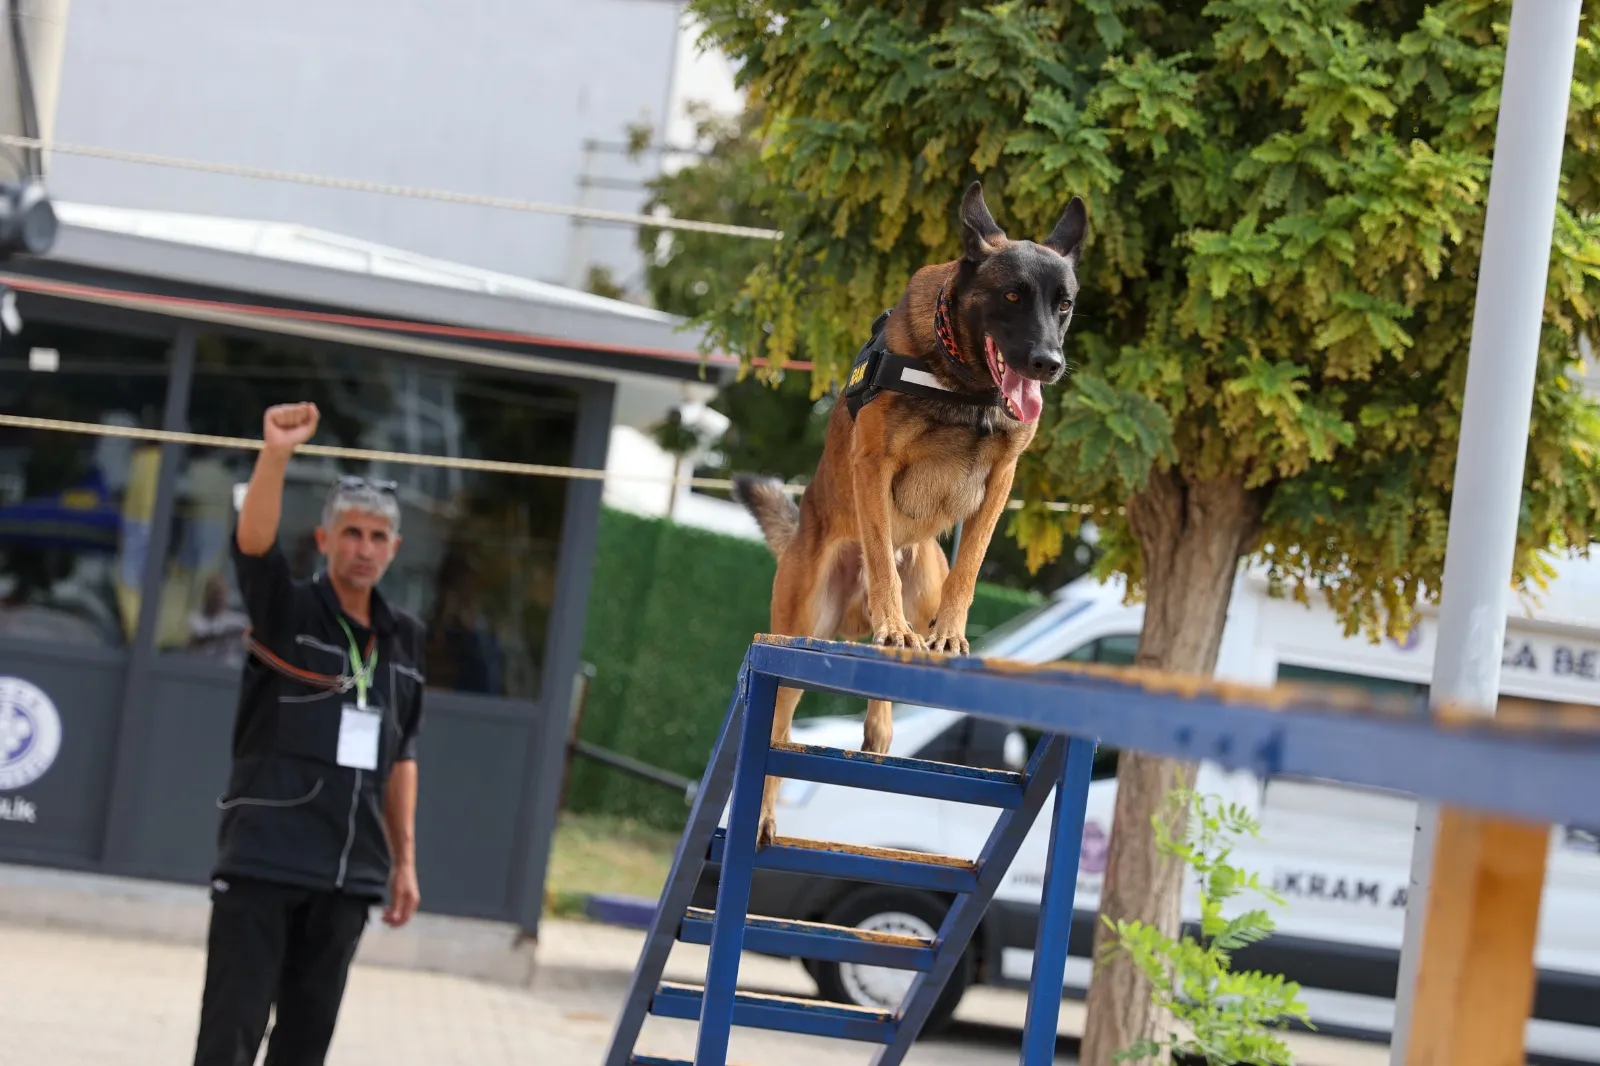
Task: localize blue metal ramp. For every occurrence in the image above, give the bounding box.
[601,654,1095,1066]
[601,635,1600,1066]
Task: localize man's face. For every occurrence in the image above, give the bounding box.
[314,508,400,592]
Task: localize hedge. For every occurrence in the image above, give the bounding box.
[565,506,1045,829]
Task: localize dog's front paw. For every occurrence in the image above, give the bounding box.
[926,617,970,655]
[872,620,927,651]
[926,631,970,655]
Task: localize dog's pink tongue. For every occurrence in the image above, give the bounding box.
[1002,365,1044,422]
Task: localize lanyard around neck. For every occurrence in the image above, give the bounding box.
[336,617,379,710]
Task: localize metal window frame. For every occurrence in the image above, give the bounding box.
[508,374,614,932]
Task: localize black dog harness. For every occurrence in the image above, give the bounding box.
[842,287,1003,420]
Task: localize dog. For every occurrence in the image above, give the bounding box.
[732,180,1086,845]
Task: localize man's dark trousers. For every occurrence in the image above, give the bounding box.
[192,876,371,1066]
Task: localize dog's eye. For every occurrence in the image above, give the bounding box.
[1004,291,1020,303]
[1059,299,1073,313]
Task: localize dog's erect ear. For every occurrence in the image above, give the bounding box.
[1042,197,1088,265]
[960,181,1005,262]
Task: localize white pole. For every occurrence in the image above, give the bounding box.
[0,0,70,183]
[1388,2,1583,1062]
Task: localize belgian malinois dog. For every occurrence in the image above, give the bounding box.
[732,181,1087,844]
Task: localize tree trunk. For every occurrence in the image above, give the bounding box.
[1078,468,1266,1066]
[666,455,682,521]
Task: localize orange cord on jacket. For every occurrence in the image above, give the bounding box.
[240,627,377,693]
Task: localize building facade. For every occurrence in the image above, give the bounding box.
[0,203,729,932]
[44,0,698,295]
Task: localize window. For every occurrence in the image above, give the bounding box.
[1264,664,1431,798]
[1275,662,1427,704]
[1053,634,1142,778]
[156,332,580,699]
[911,634,1142,777]
[0,322,171,647]
[1060,633,1140,666]
[969,597,1075,651]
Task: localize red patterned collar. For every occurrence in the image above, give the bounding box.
[931,281,996,392]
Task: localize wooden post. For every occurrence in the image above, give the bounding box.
[1403,807,1550,1066]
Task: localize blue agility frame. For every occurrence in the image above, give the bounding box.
[603,635,1600,1066]
[746,636,1600,827]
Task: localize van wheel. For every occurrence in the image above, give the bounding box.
[810,887,971,1035]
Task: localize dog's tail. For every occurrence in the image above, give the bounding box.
[731,473,799,557]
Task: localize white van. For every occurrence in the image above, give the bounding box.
[696,556,1600,1061]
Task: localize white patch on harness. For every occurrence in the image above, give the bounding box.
[899,367,953,392]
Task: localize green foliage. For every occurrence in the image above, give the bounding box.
[685,0,1600,641]
[584,264,627,301]
[648,406,713,459]
[568,506,1045,828]
[1101,789,1311,1065]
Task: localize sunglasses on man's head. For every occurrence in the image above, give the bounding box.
[336,475,399,494]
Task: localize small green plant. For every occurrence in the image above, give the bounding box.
[1101,788,1311,1065]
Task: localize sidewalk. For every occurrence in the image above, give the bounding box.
[0,916,1078,1066]
[0,911,1393,1066]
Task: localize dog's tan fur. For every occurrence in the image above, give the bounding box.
[736,183,1084,844]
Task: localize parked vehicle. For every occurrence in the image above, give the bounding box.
[698,555,1600,1061]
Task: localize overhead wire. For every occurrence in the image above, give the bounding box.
[0,413,1106,515]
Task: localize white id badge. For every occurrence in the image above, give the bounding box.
[337,703,381,771]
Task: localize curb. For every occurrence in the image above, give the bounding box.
[0,862,540,987]
[580,892,659,929]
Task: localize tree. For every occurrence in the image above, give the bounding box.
[681,1,1600,1061]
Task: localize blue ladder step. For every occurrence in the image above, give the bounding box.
[678,906,935,970]
[630,1058,755,1066]
[650,981,895,1043]
[765,741,1025,808]
[708,829,979,894]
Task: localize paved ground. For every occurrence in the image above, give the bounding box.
[1,917,1388,1065]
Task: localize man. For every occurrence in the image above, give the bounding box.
[193,401,425,1066]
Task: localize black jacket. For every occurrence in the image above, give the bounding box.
[212,530,426,900]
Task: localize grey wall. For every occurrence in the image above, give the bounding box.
[45,0,683,290]
[117,663,563,921]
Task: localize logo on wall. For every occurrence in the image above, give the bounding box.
[1079,820,1109,875]
[0,676,62,792]
[1388,627,1422,653]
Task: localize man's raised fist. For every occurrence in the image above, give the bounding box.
[263,402,320,453]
